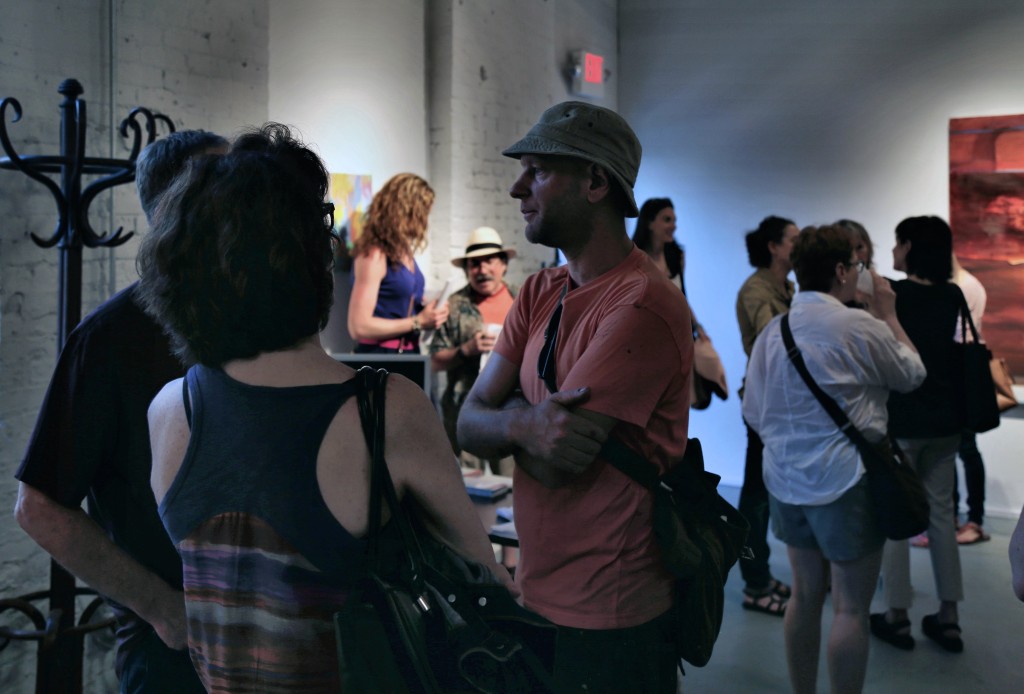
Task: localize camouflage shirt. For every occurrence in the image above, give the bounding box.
[429,283,517,453]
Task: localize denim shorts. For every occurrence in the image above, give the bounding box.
[769,477,884,562]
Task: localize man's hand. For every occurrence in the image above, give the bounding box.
[515,387,608,485]
[146,587,189,650]
[462,330,498,357]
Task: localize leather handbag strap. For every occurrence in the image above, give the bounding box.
[355,366,426,582]
[779,313,876,454]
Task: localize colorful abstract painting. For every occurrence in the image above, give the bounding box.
[949,116,1024,378]
[330,173,373,258]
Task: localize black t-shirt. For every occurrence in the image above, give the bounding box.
[16,282,185,666]
[886,279,964,438]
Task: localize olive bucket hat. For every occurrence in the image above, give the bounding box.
[502,101,642,217]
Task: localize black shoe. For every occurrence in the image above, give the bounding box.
[921,614,963,653]
[870,613,915,650]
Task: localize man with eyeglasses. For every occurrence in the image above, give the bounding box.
[430,227,518,474]
[458,102,694,693]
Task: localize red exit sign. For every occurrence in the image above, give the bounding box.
[584,53,603,84]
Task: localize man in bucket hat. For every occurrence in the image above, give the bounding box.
[430,227,518,474]
[459,101,694,692]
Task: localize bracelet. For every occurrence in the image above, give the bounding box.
[411,316,421,333]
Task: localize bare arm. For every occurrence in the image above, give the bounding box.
[14,482,187,649]
[457,353,611,488]
[382,376,516,595]
[1011,504,1024,601]
[348,248,448,341]
[863,271,918,354]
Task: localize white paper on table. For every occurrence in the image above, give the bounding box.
[417,279,454,350]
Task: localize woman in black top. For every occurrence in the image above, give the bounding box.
[871,216,966,654]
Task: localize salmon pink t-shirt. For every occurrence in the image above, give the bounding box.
[495,246,694,629]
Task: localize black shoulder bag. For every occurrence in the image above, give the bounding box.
[779,313,929,540]
[334,367,556,693]
[538,288,749,668]
[954,290,1001,433]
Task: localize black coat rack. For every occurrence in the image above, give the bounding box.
[0,79,173,694]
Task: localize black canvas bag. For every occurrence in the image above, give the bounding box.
[537,287,749,667]
[954,292,1001,433]
[600,438,750,667]
[780,314,929,540]
[334,367,556,693]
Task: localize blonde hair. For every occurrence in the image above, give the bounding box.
[354,173,435,263]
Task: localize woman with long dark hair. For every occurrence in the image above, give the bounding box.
[632,198,704,338]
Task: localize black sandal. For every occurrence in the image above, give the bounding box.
[870,613,915,650]
[769,579,792,600]
[922,614,963,653]
[742,588,787,616]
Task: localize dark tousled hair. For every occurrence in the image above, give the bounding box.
[745,215,796,268]
[895,216,953,284]
[632,197,682,278]
[137,123,334,366]
[135,129,228,220]
[791,224,854,293]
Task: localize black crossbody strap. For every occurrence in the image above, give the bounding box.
[779,314,874,452]
[536,282,660,489]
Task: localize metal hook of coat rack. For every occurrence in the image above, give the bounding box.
[0,78,174,694]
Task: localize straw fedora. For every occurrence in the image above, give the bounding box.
[450,227,517,267]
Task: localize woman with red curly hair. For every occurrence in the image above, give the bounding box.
[347,173,449,353]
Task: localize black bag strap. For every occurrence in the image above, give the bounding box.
[956,287,981,345]
[779,313,876,455]
[535,284,662,489]
[354,366,426,585]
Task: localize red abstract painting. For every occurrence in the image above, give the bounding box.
[950,115,1024,379]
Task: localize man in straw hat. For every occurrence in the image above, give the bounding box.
[458,101,694,692]
[430,226,517,474]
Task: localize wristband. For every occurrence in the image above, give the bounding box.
[411,316,421,333]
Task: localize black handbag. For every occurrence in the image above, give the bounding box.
[334,367,556,694]
[954,292,1001,433]
[780,315,929,541]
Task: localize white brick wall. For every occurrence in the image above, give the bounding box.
[427,0,618,292]
[1,1,619,689]
[0,1,268,690]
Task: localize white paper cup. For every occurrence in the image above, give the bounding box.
[856,269,874,296]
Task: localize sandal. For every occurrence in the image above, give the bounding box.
[922,614,963,653]
[956,522,990,545]
[769,579,792,599]
[870,613,915,650]
[742,589,787,616]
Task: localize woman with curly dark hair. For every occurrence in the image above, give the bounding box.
[347,172,449,353]
[137,125,513,692]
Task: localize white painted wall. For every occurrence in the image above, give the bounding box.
[620,0,1024,517]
